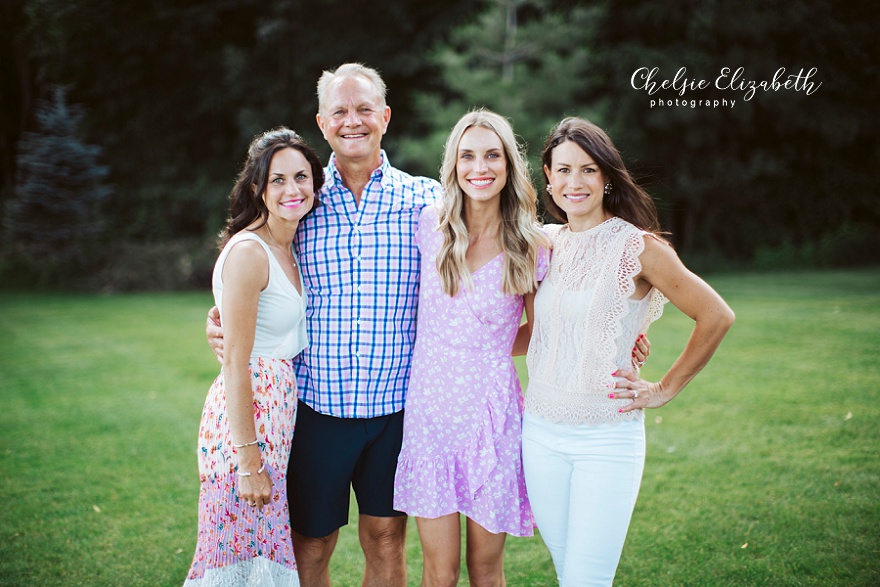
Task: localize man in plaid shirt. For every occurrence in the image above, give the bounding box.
[289,63,440,587]
[209,63,440,587]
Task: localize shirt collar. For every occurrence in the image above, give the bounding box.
[327,150,389,188]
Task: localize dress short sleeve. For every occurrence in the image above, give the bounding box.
[415,203,441,251]
[536,244,551,282]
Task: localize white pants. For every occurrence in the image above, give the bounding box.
[522,413,646,587]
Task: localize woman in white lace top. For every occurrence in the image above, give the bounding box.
[522,117,735,587]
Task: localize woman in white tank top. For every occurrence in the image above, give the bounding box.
[183,128,322,587]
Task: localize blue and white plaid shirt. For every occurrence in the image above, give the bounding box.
[293,151,441,418]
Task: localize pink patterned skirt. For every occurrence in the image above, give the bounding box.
[184,357,300,586]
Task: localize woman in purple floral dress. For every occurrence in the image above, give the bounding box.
[393,110,549,586]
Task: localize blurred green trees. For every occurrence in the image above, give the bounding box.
[4,86,111,285]
[1,0,877,289]
[402,0,879,268]
[583,0,880,266]
[396,0,601,181]
[0,0,479,288]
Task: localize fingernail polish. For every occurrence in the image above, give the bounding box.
[608,393,615,398]
[612,371,618,376]
[618,408,623,413]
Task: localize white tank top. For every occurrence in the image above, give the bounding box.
[212,232,308,359]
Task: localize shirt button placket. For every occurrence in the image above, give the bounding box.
[353,223,362,375]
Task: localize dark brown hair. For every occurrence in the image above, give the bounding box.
[221,127,324,243]
[541,117,663,235]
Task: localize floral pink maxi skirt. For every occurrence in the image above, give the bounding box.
[184,357,300,587]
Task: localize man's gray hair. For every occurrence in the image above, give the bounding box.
[317,63,387,114]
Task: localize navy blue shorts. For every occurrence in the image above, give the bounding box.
[287,401,406,538]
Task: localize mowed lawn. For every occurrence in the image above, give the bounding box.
[0,269,878,586]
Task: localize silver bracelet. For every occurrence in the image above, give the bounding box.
[236,464,266,478]
[232,438,259,448]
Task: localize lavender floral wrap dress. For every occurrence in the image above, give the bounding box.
[393,206,548,536]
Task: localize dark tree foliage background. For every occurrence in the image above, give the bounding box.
[4,86,110,282]
[0,0,877,289]
[586,0,880,266]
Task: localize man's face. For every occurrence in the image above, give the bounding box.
[317,76,390,164]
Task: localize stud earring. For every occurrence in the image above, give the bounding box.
[604,182,613,196]
[546,184,553,194]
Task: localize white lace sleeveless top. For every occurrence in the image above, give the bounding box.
[525,217,667,425]
[212,232,308,359]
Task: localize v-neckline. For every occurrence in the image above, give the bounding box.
[259,237,303,298]
[468,251,503,277]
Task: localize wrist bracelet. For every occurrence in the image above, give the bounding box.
[236,464,266,477]
[232,438,259,448]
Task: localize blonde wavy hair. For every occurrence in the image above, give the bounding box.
[437,109,547,297]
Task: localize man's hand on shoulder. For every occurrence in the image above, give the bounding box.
[206,306,224,363]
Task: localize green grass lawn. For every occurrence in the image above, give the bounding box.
[1,269,878,586]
